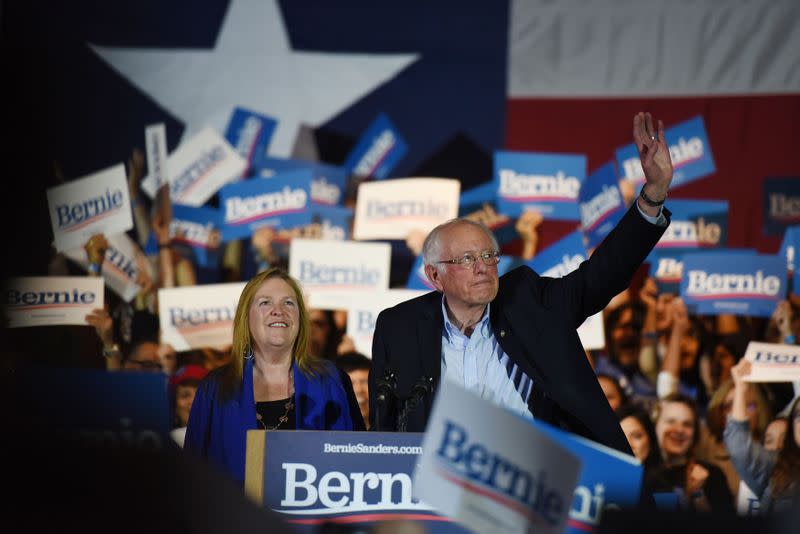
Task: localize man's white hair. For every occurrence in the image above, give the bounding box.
[421,218,499,271]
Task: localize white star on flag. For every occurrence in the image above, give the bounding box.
[90,0,418,156]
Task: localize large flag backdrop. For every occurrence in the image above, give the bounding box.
[5,0,800,280]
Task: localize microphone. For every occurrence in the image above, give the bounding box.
[375,369,397,404]
[397,375,434,432]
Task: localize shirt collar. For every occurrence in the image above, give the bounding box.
[441,295,491,340]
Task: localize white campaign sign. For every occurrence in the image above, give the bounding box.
[158,282,245,351]
[415,383,581,534]
[63,233,149,302]
[145,123,169,190]
[743,341,800,382]
[345,289,427,357]
[46,163,133,252]
[141,127,246,206]
[5,277,104,328]
[577,312,605,351]
[353,178,460,240]
[289,239,391,310]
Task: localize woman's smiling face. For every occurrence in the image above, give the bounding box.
[656,401,696,461]
[248,277,300,353]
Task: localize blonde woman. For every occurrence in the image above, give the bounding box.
[185,268,364,484]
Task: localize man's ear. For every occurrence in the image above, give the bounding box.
[424,264,444,292]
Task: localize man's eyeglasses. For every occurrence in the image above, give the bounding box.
[436,250,501,268]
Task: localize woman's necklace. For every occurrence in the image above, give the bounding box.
[256,369,294,430]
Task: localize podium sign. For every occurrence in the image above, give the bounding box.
[245,430,466,532]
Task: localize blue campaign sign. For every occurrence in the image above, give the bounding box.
[494,150,586,220]
[616,115,716,189]
[681,251,786,317]
[458,183,517,246]
[310,205,352,241]
[18,364,171,449]
[343,113,408,180]
[649,248,755,295]
[778,225,800,271]
[763,177,800,236]
[257,431,466,532]
[219,170,313,242]
[258,156,347,206]
[579,162,625,249]
[224,107,277,176]
[171,204,223,267]
[527,231,587,278]
[531,420,643,534]
[652,199,728,252]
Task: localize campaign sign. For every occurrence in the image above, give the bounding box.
[5,276,104,327]
[224,107,277,177]
[343,113,408,180]
[649,248,754,295]
[258,157,347,207]
[458,183,518,246]
[680,252,786,317]
[353,178,460,240]
[46,163,133,252]
[145,123,169,190]
[290,239,391,310]
[63,233,147,302]
[345,290,427,357]
[494,150,586,220]
[270,205,353,244]
[616,115,716,188]
[653,199,728,250]
[577,312,605,351]
[416,383,581,534]
[219,170,313,242]
[17,364,171,448]
[141,126,247,206]
[743,341,800,382]
[763,177,800,236]
[246,431,466,532]
[527,231,587,279]
[579,162,625,249]
[531,421,643,533]
[170,204,223,267]
[158,282,245,350]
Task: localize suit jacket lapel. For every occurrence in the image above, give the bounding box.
[418,294,444,390]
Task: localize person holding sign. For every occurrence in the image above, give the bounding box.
[369,112,673,456]
[724,359,800,514]
[184,268,364,484]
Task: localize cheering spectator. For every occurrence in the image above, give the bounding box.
[169,364,209,447]
[724,360,800,514]
[336,351,372,429]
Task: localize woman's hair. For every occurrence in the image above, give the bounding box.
[706,379,771,442]
[218,267,326,400]
[597,372,630,409]
[652,393,701,459]
[771,396,800,498]
[616,403,662,470]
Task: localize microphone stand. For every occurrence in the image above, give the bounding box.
[397,376,434,432]
[374,369,397,432]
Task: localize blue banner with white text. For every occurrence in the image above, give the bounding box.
[763,177,800,236]
[171,204,223,267]
[258,156,347,206]
[527,231,587,278]
[343,113,408,180]
[579,162,625,249]
[219,170,313,242]
[680,252,786,317]
[494,150,586,220]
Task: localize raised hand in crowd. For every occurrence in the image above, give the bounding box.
[127,148,150,246]
[405,229,427,257]
[152,211,197,287]
[85,307,121,370]
[657,297,691,398]
[83,233,109,276]
[638,276,661,383]
[515,208,543,260]
[768,300,797,345]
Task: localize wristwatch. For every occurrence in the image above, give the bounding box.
[639,187,667,207]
